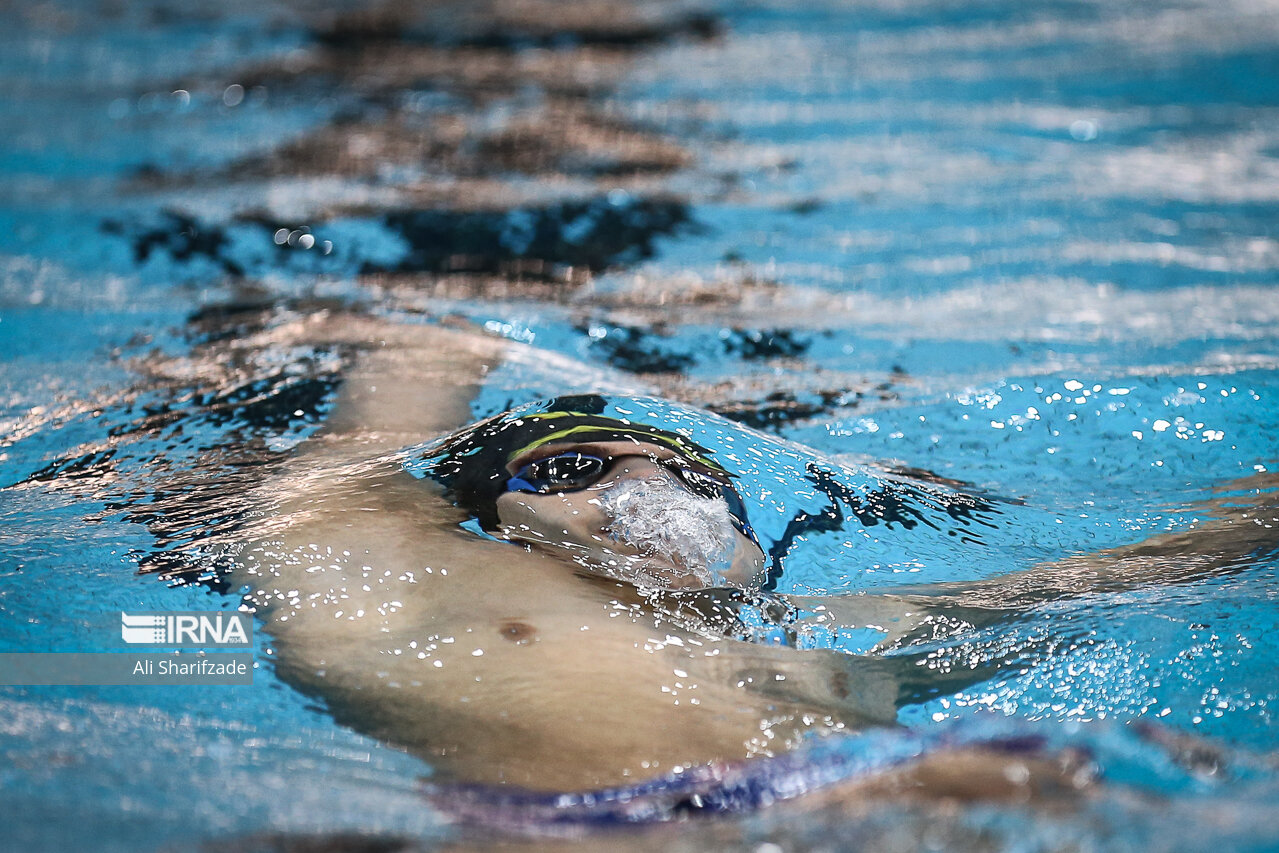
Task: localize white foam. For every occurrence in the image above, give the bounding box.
[596,473,737,588]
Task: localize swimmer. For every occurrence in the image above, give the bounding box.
[229,315,1279,802]
[420,398,767,591]
[235,318,933,792]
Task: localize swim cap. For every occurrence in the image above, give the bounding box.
[409,394,757,546]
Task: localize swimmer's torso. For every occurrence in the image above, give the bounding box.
[243,461,900,789]
[235,322,898,790]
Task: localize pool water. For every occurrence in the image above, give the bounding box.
[2,0,1279,850]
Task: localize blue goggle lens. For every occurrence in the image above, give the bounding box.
[504,451,759,548]
[507,452,607,494]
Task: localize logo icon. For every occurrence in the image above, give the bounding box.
[119,612,251,647]
[121,612,166,644]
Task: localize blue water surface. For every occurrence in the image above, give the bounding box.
[2,0,1278,850]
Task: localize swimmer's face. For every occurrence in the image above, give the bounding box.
[494,440,766,591]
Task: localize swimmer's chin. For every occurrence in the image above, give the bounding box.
[496,527,765,593]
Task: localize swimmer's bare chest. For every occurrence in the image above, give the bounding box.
[232,321,895,789]
[243,460,899,789]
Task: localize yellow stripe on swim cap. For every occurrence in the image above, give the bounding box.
[509,413,728,475]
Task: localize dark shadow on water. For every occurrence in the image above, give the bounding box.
[102,211,246,278]
[98,196,694,284]
[378,197,693,278]
[721,328,813,360]
[315,1,720,52]
[575,322,698,374]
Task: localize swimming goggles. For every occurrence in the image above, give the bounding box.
[507,450,725,498]
[505,449,759,545]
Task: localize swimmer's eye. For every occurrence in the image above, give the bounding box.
[507,453,606,494]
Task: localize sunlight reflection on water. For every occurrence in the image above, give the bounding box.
[2,0,1279,849]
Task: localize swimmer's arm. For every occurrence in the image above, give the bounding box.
[906,472,1279,607]
[785,473,1279,640]
[285,316,508,460]
[771,591,939,648]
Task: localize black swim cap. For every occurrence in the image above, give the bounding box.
[415,395,752,539]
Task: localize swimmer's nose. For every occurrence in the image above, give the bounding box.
[602,457,762,569]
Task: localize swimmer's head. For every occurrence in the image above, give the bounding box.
[412,395,766,591]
